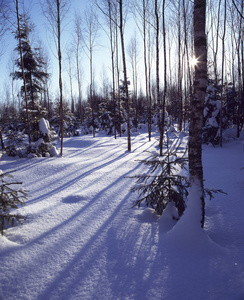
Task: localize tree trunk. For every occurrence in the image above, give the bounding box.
[188,0,207,228]
[67,54,74,113]
[147,16,152,142]
[155,0,163,156]
[177,0,183,132]
[219,0,227,147]
[119,0,131,152]
[108,0,116,139]
[162,0,167,135]
[183,0,193,120]
[142,0,151,141]
[0,128,4,150]
[115,17,122,138]
[213,0,222,85]
[57,0,64,156]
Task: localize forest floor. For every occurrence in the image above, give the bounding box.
[0,128,244,300]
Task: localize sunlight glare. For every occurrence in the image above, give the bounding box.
[190,56,198,66]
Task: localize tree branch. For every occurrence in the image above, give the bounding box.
[232,0,244,19]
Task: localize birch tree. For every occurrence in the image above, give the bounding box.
[73,12,83,120]
[188,0,207,228]
[0,0,8,148]
[41,0,70,156]
[119,0,131,151]
[81,6,99,137]
[127,32,139,128]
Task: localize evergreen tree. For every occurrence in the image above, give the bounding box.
[225,84,239,131]
[98,93,125,135]
[50,100,77,137]
[203,82,239,145]
[98,97,114,134]
[12,16,49,142]
[130,137,189,219]
[0,170,27,235]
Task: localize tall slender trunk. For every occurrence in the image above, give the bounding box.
[214,0,222,85]
[119,0,131,151]
[68,56,74,113]
[109,1,116,139]
[89,44,96,138]
[57,0,64,156]
[148,21,152,140]
[115,17,122,138]
[183,0,193,126]
[155,0,163,156]
[220,0,227,147]
[162,0,167,134]
[177,0,183,132]
[143,0,151,141]
[189,0,207,228]
[0,128,4,150]
[76,47,82,119]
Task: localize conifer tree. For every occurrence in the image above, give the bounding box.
[13,17,49,142]
[130,137,189,219]
[0,170,27,235]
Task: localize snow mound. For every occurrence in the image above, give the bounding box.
[39,118,50,136]
[166,182,225,255]
[49,145,59,157]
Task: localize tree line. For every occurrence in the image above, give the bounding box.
[0,1,243,152]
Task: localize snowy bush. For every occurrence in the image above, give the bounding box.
[203,82,239,145]
[0,170,27,235]
[25,139,59,158]
[5,130,28,157]
[4,118,59,158]
[39,118,51,140]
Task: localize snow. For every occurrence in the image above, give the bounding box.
[39,118,50,136]
[49,145,59,157]
[208,116,218,127]
[215,100,221,110]
[203,106,209,117]
[0,131,244,300]
[223,125,239,142]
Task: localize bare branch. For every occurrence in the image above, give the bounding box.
[232,0,244,19]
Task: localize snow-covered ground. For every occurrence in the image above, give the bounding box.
[0,131,243,300]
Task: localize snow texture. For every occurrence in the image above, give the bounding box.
[0,131,244,300]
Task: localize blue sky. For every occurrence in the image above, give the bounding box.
[0,0,123,101]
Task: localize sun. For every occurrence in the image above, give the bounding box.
[190,56,198,66]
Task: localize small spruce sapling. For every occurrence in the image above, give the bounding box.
[129,136,189,219]
[5,130,27,157]
[0,170,27,235]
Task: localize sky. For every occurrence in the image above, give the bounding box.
[0,0,128,102]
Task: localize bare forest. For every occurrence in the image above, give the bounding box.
[0,0,243,151]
